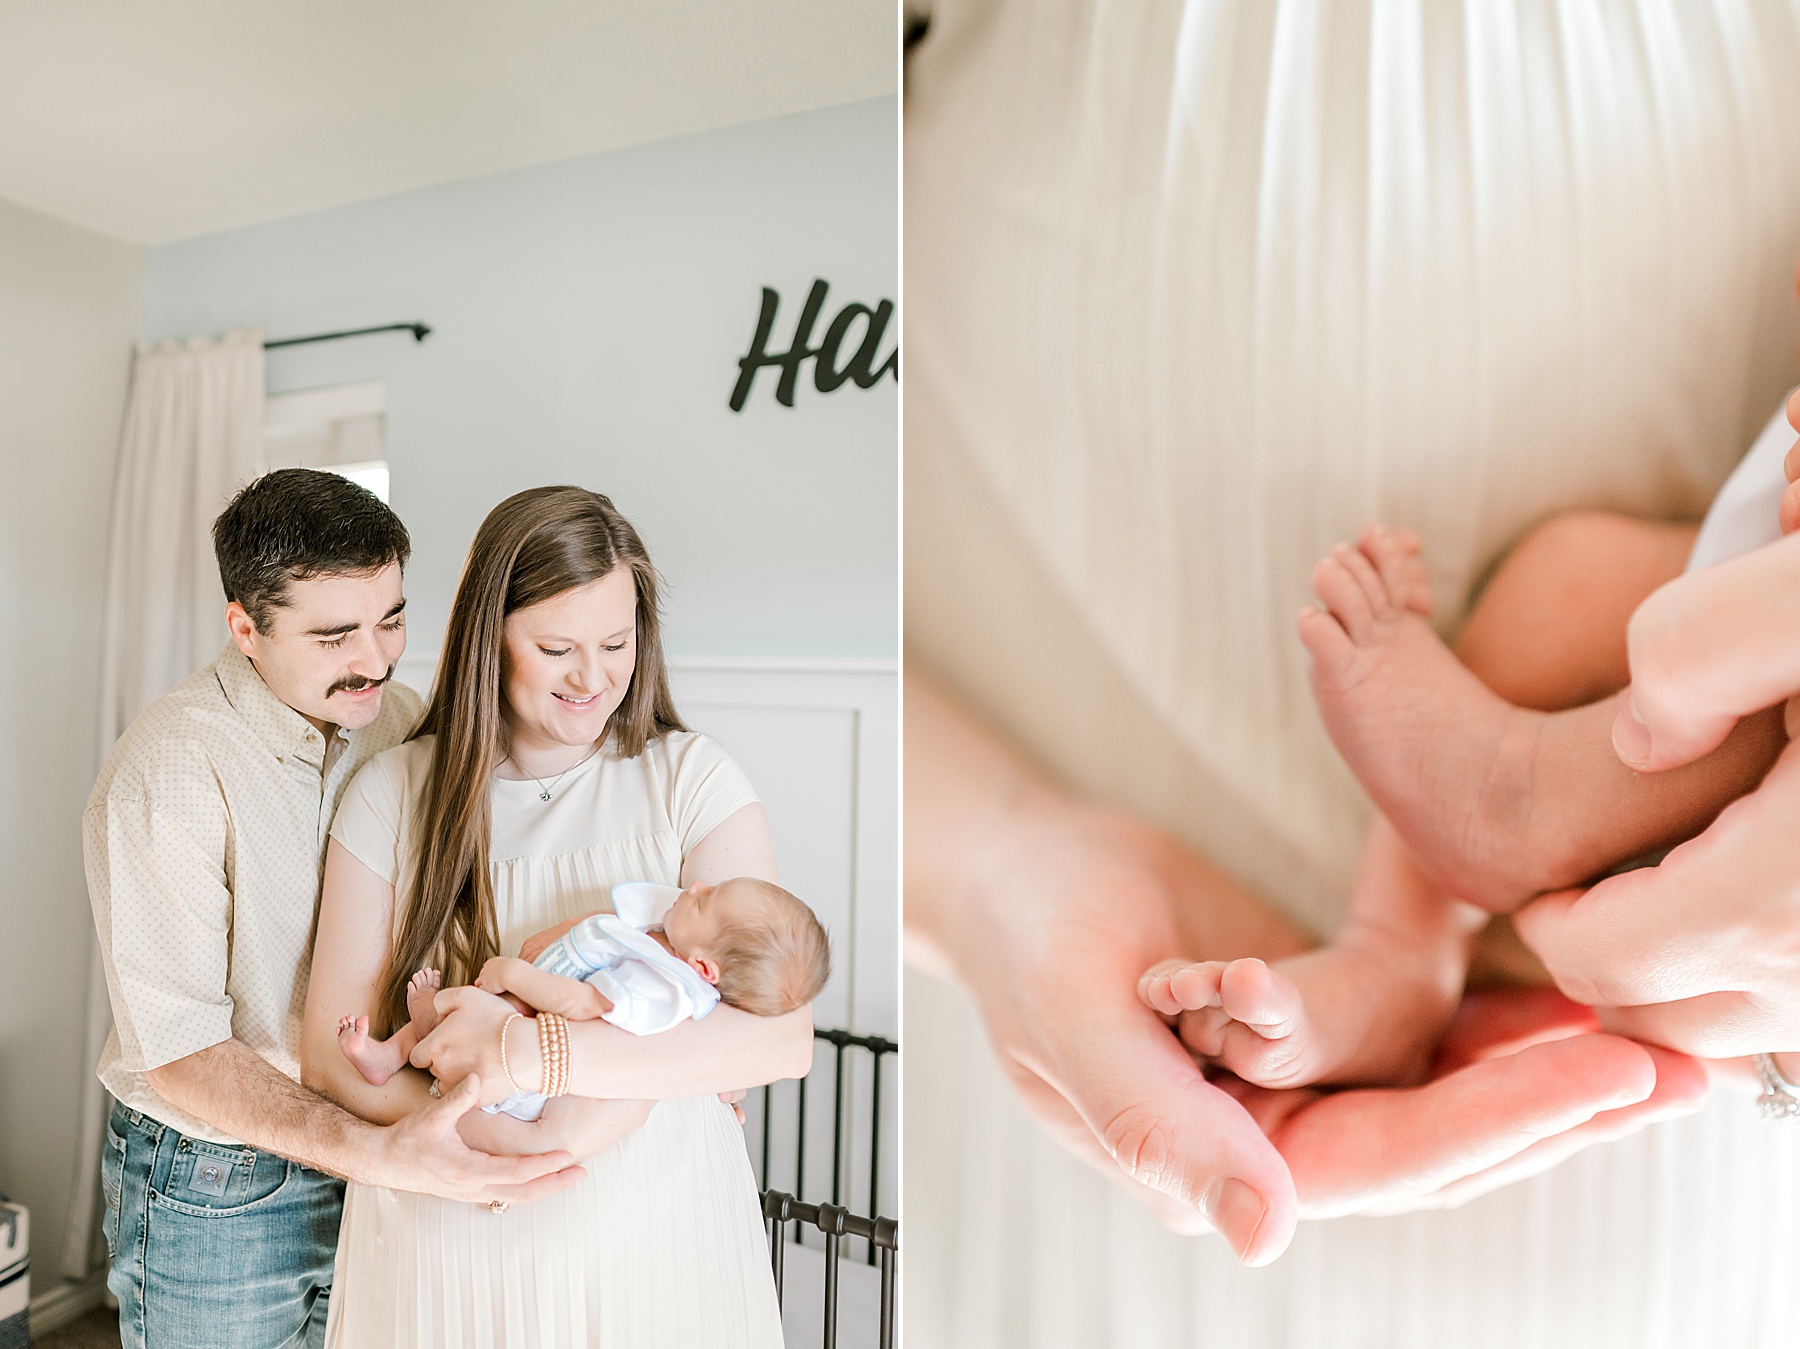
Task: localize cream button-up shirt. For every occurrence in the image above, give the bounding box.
[85,641,423,1145]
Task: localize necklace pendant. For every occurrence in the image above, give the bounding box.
[539,789,552,802]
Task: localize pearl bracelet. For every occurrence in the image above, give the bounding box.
[537,1011,571,1098]
[498,1013,524,1094]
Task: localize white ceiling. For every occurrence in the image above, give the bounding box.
[0,1,897,245]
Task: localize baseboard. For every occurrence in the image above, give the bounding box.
[29,1272,107,1338]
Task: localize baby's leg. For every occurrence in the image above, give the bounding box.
[459,1097,656,1162]
[1298,521,1787,911]
[1145,816,1483,1088]
[336,970,442,1086]
[1454,513,1698,711]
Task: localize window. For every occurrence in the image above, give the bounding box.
[264,380,389,502]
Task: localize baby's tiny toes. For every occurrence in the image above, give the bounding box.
[1166,961,1226,1012]
[1138,959,1191,1015]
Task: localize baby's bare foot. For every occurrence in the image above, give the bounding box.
[1138,958,1322,1088]
[1297,525,1554,910]
[406,969,443,1036]
[1140,947,1453,1092]
[337,1014,397,1086]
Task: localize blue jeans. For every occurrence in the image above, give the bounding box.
[101,1102,344,1349]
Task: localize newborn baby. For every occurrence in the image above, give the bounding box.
[339,876,830,1151]
[1140,399,1800,1089]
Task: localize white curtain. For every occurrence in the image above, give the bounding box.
[62,328,266,1279]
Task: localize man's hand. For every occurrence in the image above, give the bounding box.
[1228,988,1707,1219]
[376,1073,587,1203]
[145,1037,584,1204]
[1517,737,1800,1057]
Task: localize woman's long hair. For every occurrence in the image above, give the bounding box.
[375,486,686,1030]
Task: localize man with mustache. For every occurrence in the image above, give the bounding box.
[85,470,580,1349]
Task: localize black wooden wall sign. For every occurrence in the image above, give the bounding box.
[730,279,898,411]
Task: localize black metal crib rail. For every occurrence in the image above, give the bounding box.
[757,1027,898,1262]
[761,1190,898,1349]
[755,1026,899,1348]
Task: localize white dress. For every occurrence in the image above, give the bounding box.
[322,731,785,1349]
[906,1,1800,1345]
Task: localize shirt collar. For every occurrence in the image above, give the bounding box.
[211,641,344,767]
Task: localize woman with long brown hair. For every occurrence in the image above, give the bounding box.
[301,486,806,1347]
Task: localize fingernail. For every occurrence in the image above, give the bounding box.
[1613,695,1651,768]
[1202,1178,1268,1264]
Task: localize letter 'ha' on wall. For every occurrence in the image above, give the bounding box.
[730,280,897,411]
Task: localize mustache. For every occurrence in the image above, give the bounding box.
[327,665,395,697]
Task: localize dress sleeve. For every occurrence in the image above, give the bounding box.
[329,750,408,886]
[666,733,762,856]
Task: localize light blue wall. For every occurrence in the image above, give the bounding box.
[143,96,896,661]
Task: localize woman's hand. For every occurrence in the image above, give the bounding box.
[1516,736,1800,1059]
[415,978,813,1102]
[1611,513,1800,774]
[413,985,535,1106]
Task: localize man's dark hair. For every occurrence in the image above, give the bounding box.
[213,469,411,633]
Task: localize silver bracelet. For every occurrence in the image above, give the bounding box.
[1754,1053,1800,1121]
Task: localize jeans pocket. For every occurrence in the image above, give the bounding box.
[152,1141,291,1218]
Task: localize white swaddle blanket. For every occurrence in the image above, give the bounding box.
[1688,399,1798,574]
[485,881,720,1122]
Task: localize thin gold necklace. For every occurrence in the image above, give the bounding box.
[507,743,601,802]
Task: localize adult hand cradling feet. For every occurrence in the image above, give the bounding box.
[1518,409,1800,1065]
[1606,354,1799,774]
[906,673,1707,1265]
[1609,530,1800,775]
[1518,740,1800,1062]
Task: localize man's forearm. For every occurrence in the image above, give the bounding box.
[146,1037,390,1183]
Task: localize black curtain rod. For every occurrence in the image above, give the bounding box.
[264,321,431,350]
